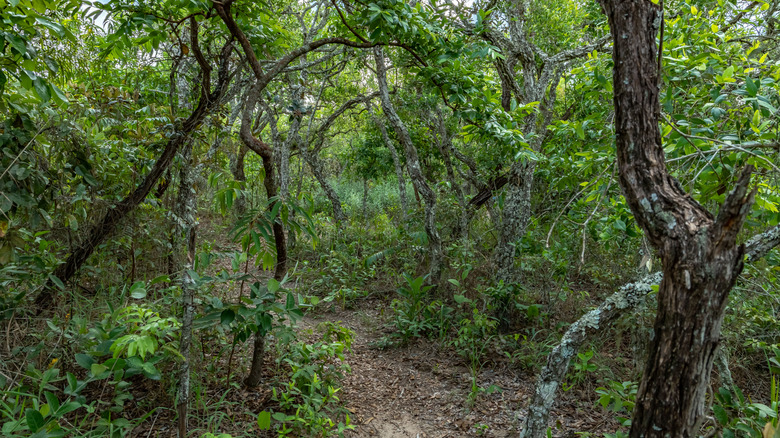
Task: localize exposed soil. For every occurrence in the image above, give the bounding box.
[297,299,618,438]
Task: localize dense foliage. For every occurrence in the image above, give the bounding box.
[1,0,779,436]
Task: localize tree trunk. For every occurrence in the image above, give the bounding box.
[520,222,780,437]
[277,116,300,200]
[229,143,248,215]
[493,161,536,285]
[372,108,409,223]
[597,0,756,435]
[34,66,230,310]
[301,147,347,224]
[239,82,288,388]
[245,326,266,388]
[374,47,443,286]
[175,143,197,438]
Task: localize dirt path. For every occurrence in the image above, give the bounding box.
[299,302,529,438]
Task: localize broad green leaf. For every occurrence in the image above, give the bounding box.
[257,411,271,430]
[25,409,45,432]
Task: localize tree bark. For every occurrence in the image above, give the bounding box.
[175,143,197,438]
[229,143,248,215]
[239,82,287,388]
[598,0,756,435]
[371,107,409,223]
[374,47,443,286]
[493,161,536,284]
[519,223,780,438]
[34,39,234,310]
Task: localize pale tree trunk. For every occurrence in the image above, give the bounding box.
[494,161,536,284]
[374,47,443,285]
[277,116,300,200]
[301,147,347,224]
[431,108,469,244]
[229,143,248,215]
[598,0,756,435]
[371,106,409,223]
[175,143,198,438]
[477,3,606,285]
[518,223,780,438]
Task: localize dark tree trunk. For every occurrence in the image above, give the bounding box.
[239,82,287,388]
[244,325,265,388]
[598,0,756,435]
[34,40,233,310]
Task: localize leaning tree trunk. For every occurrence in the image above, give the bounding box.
[519,223,780,438]
[374,47,443,285]
[301,147,347,224]
[598,0,756,435]
[239,82,288,388]
[34,40,233,310]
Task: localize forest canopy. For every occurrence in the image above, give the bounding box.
[1,0,780,436]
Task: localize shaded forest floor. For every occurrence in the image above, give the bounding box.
[295,301,619,437]
[167,243,622,437]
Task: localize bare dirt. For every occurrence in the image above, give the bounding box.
[298,300,617,438]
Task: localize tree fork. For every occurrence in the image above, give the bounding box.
[597,0,756,435]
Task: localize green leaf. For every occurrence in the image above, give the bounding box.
[5,33,27,56]
[285,291,295,310]
[129,281,147,299]
[268,278,280,294]
[35,17,66,37]
[151,275,170,285]
[723,65,735,79]
[33,78,51,102]
[712,404,728,425]
[74,353,94,369]
[257,411,271,430]
[48,274,65,290]
[44,391,60,414]
[90,363,108,377]
[453,294,471,304]
[26,408,45,432]
[220,309,235,326]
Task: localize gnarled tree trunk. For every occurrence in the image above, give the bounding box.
[374,47,443,286]
[598,0,756,435]
[301,147,347,224]
[239,83,288,388]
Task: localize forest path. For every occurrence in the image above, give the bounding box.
[297,302,527,438]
